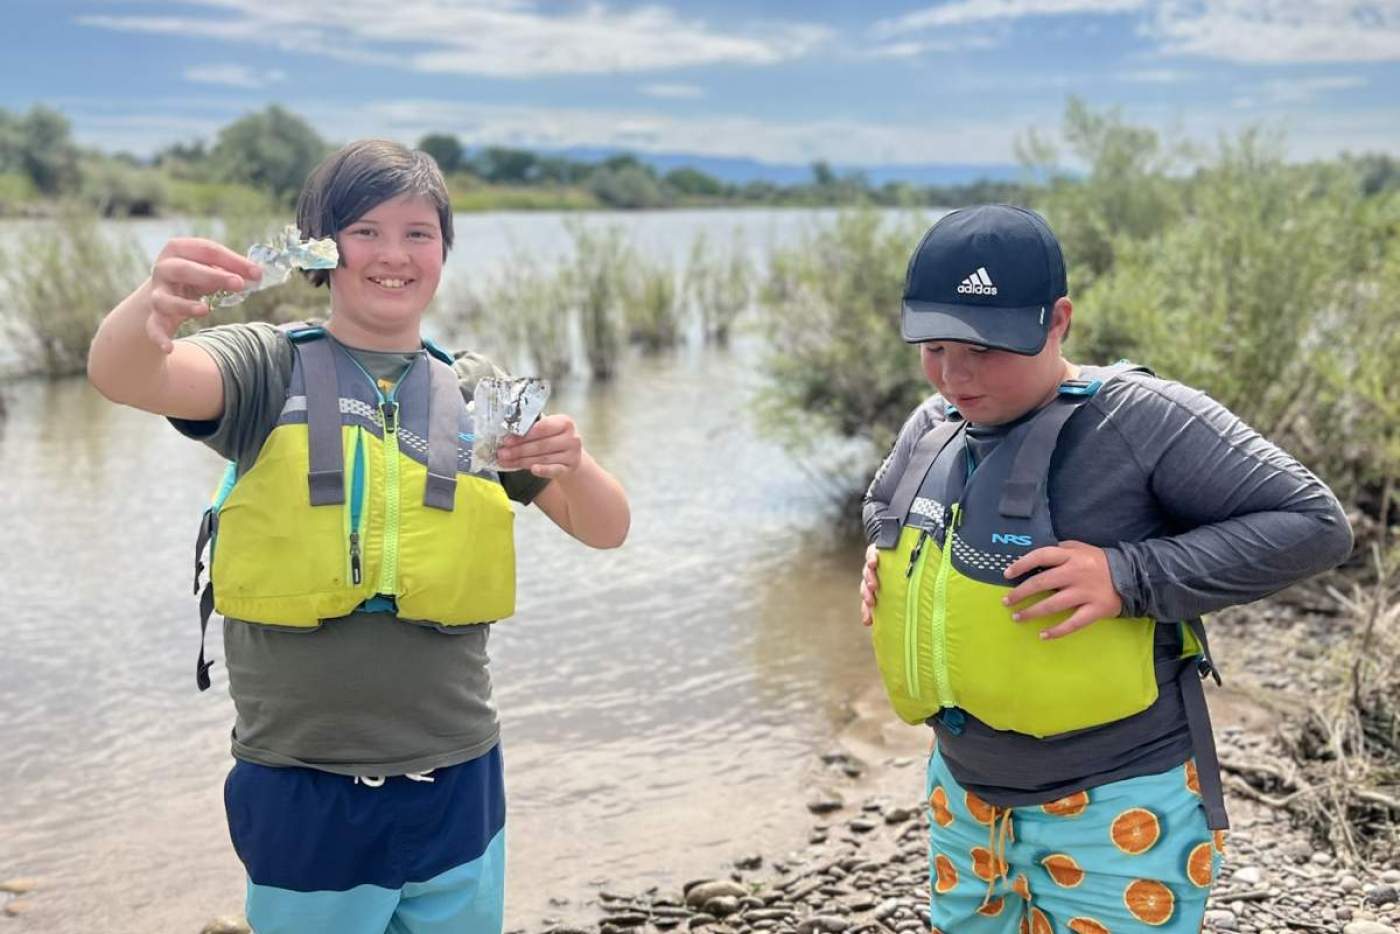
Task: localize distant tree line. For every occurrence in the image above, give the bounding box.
[4,102,1398,218]
[0,103,1042,216]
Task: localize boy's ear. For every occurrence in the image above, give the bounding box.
[1052,297,1073,342]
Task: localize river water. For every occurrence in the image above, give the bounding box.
[0,209,929,932]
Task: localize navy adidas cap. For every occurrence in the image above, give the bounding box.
[901,204,1067,355]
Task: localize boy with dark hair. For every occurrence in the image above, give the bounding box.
[859,204,1350,932]
[88,138,630,933]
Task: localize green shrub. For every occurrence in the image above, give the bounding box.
[0,172,37,214]
[756,209,932,467]
[79,158,169,217]
[0,211,147,377]
[1076,134,1388,508]
[165,178,277,216]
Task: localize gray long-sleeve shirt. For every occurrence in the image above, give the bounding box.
[863,368,1352,804]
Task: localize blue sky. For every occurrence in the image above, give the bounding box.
[7,0,1399,167]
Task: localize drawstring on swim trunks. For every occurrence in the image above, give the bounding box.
[981,805,1014,908]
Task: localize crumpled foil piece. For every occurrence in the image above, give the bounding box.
[208,225,339,308]
[470,377,550,472]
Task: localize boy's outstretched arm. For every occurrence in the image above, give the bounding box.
[88,238,262,419]
[498,415,629,549]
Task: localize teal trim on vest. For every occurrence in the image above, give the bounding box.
[422,337,455,366]
[287,325,327,343]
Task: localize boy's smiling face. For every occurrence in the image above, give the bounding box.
[329,193,444,338]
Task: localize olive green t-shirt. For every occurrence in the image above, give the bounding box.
[172,322,548,776]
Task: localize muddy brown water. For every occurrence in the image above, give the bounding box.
[0,209,930,932]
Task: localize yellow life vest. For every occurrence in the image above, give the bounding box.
[869,364,1203,738]
[192,328,515,687]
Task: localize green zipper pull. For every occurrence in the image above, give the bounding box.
[906,529,930,578]
[349,530,362,585]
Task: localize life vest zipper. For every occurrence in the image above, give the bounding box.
[340,350,414,601]
[905,528,931,701]
[378,399,401,595]
[348,428,366,585]
[931,503,962,709]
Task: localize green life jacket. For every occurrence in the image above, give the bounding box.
[869,363,1230,830]
[191,326,516,690]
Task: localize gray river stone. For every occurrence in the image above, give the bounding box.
[1344,923,1398,934]
[685,881,748,907]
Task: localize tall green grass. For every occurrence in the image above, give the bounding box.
[621,256,683,352]
[562,220,631,380]
[0,212,147,377]
[447,253,575,383]
[687,230,755,344]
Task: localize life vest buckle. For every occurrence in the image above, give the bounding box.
[1057,378,1103,397]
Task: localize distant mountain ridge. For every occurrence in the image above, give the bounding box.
[500,145,1025,187]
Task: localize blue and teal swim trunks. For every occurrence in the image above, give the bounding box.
[925,750,1225,932]
[223,744,506,934]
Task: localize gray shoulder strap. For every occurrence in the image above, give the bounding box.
[878,419,965,546]
[423,356,461,512]
[297,337,346,507]
[998,361,1148,518]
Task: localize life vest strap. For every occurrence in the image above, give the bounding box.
[196,581,216,692]
[297,336,347,506]
[1180,651,1230,829]
[423,356,462,511]
[998,362,1148,519]
[881,419,965,547]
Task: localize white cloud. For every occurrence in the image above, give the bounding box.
[874,0,1144,35]
[184,65,287,89]
[639,83,705,99]
[1232,74,1369,108]
[78,1,831,77]
[859,35,1003,57]
[1148,0,1400,64]
[1119,68,1196,83]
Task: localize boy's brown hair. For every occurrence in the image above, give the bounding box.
[295,139,454,287]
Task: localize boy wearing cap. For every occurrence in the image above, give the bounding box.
[859,204,1351,932]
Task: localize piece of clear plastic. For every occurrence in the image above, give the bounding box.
[470,377,550,471]
[207,225,339,308]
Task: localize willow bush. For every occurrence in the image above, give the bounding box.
[755,209,931,463]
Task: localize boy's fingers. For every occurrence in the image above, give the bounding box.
[152,291,209,322]
[1003,568,1065,606]
[168,237,263,279]
[157,257,245,296]
[1012,589,1081,621]
[145,315,175,353]
[1040,607,1098,640]
[1004,546,1067,580]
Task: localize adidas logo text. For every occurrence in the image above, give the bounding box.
[957,266,997,296]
